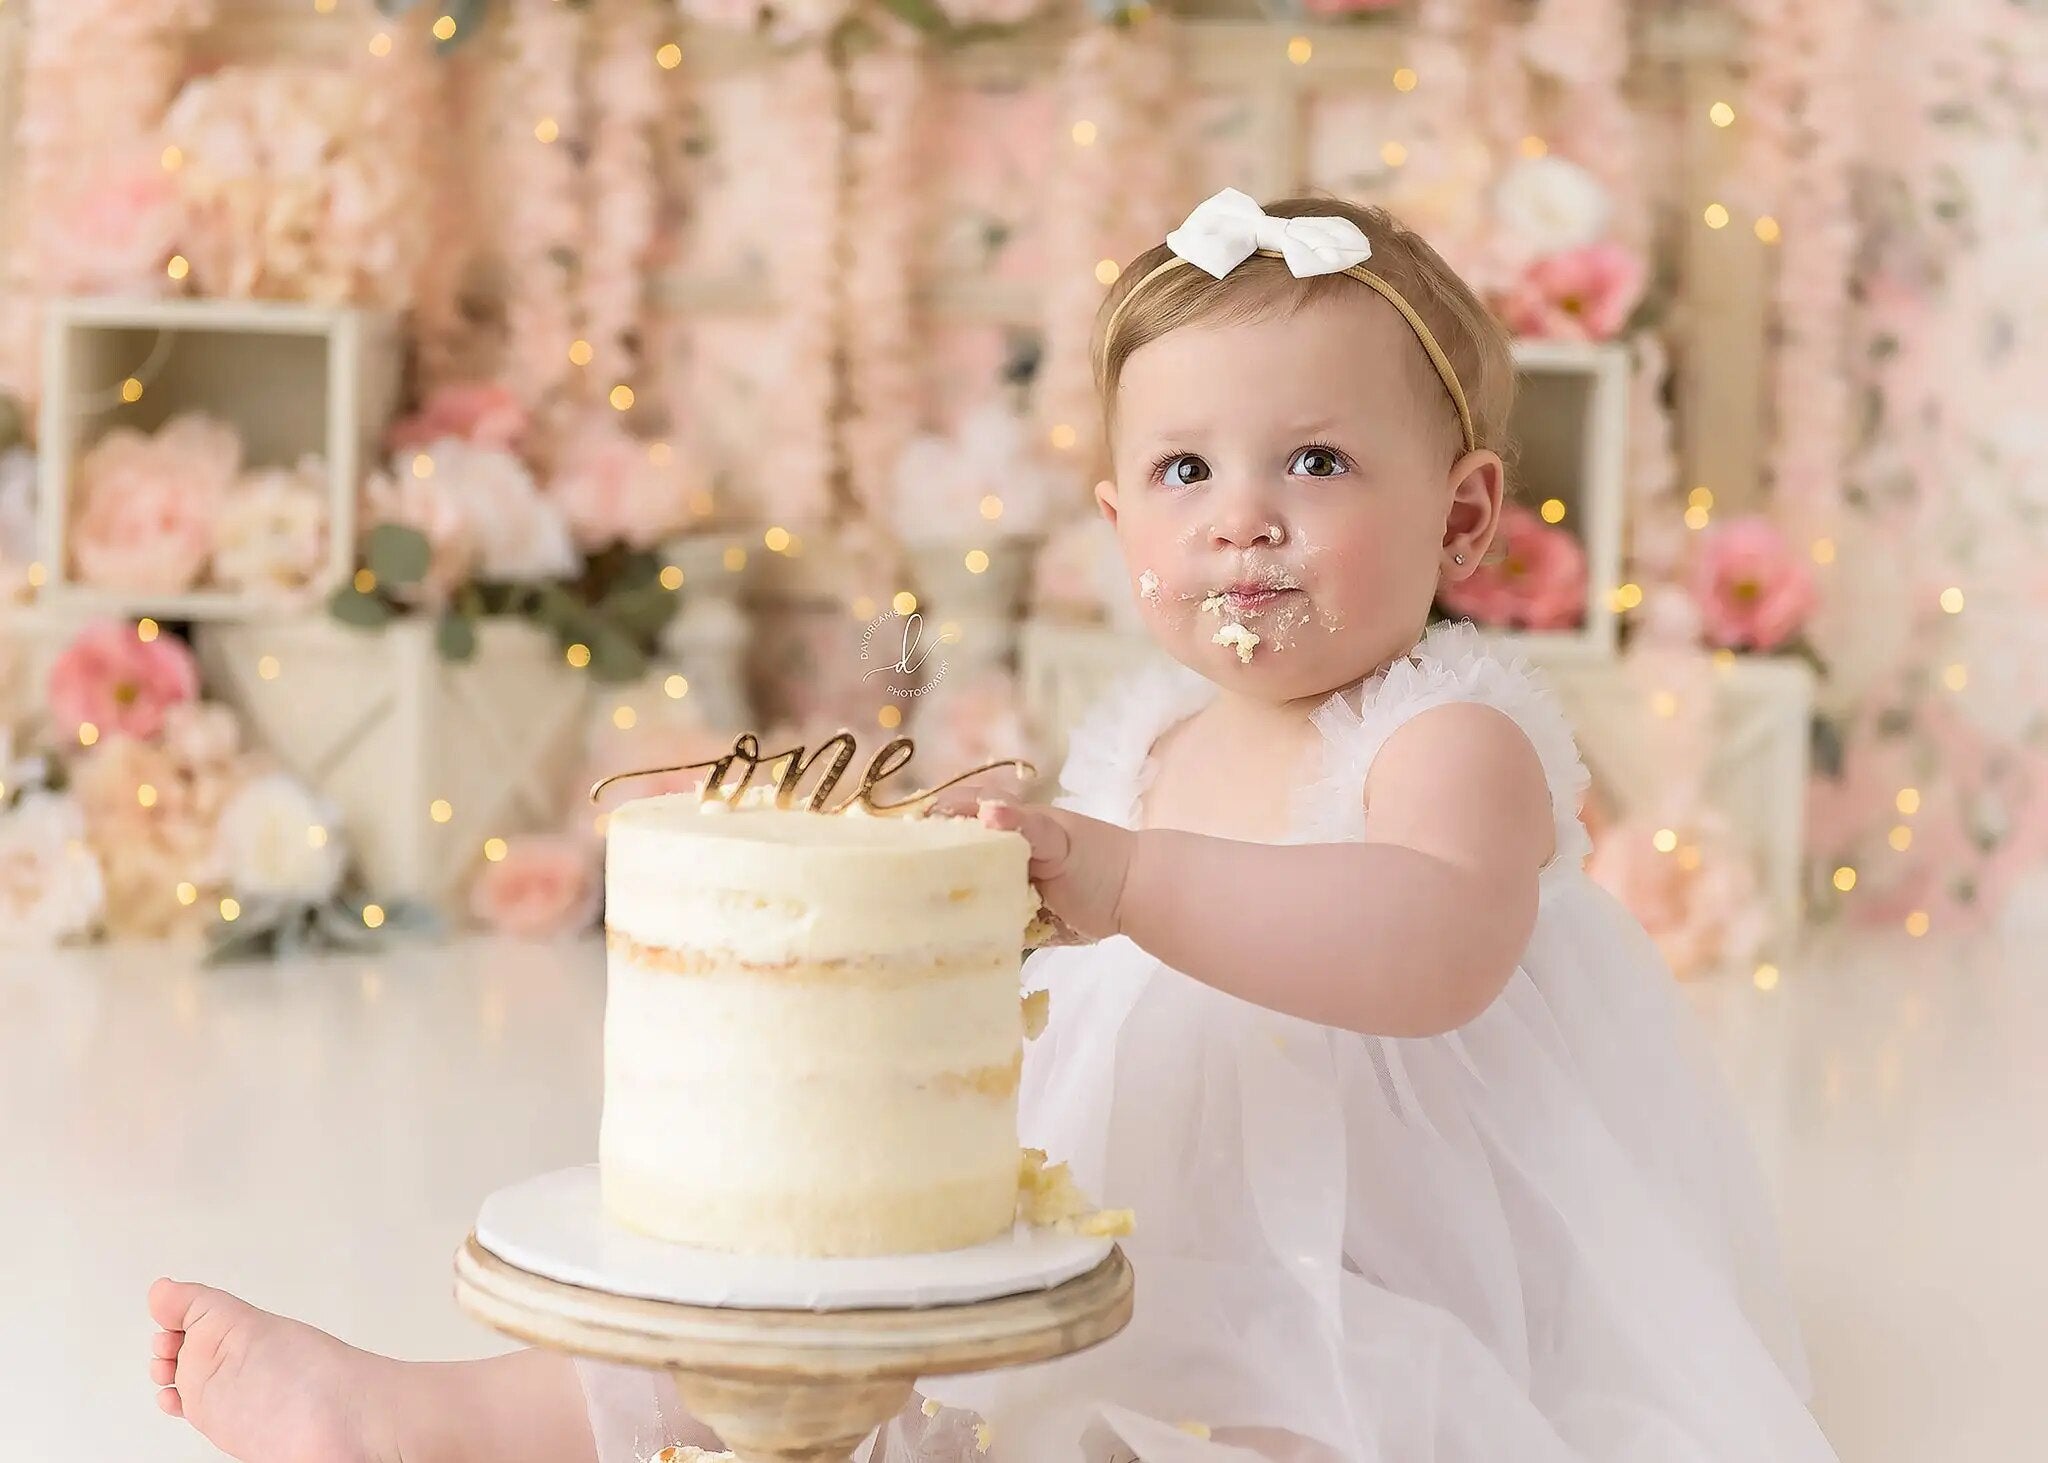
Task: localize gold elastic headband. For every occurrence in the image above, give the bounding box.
[1098,251,1479,457]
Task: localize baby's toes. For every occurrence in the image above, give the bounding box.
[151,1356,177,1386]
[153,1329,182,1360]
[157,1385,185,1417]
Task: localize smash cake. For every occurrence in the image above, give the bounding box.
[598,736,1123,1258]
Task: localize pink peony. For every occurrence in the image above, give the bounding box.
[46,622,201,742]
[549,415,693,553]
[1689,516,1816,651]
[1587,816,1767,980]
[1438,503,1587,630]
[1497,242,1647,343]
[36,161,182,295]
[468,835,602,939]
[384,382,531,456]
[69,416,241,595]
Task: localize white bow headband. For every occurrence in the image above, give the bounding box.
[1099,187,1478,454]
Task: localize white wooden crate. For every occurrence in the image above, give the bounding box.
[37,297,401,620]
[193,617,590,907]
[1504,340,1630,659]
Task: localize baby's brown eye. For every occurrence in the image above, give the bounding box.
[1291,446,1347,478]
[1162,455,1210,487]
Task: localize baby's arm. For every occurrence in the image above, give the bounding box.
[977,702,1552,1038]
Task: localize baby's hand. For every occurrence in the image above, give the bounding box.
[930,790,1134,942]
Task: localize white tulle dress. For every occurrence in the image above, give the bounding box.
[579,621,1838,1463]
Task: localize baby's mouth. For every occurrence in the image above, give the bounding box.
[1200,580,1304,617]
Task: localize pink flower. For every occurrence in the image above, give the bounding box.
[47,622,201,742]
[1587,817,1767,980]
[35,160,181,295]
[1689,515,1816,651]
[1438,503,1587,630]
[468,835,601,939]
[69,417,241,594]
[1497,242,1646,343]
[549,415,693,552]
[1299,0,1403,13]
[384,383,531,456]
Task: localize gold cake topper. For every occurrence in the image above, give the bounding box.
[589,731,1036,816]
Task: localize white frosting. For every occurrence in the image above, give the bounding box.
[606,797,1038,965]
[600,797,1035,1255]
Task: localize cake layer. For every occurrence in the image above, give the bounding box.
[604,796,1037,964]
[605,957,1021,1079]
[601,1065,1020,1194]
[601,1164,1019,1256]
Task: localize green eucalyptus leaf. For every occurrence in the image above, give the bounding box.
[436,610,479,662]
[328,584,394,630]
[586,629,647,683]
[203,922,281,967]
[600,584,680,640]
[876,0,951,33]
[366,523,433,587]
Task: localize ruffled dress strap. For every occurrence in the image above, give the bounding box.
[1294,620,1593,884]
[1048,652,1219,828]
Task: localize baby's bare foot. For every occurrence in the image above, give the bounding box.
[148,1277,398,1463]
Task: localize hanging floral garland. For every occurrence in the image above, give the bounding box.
[498,0,588,431]
[1760,0,1859,554]
[840,27,926,521]
[1035,14,1170,473]
[584,0,663,403]
[760,44,845,526]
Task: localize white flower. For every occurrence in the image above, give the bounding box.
[213,455,330,595]
[0,793,105,947]
[890,400,1067,546]
[428,439,579,583]
[1493,155,1612,258]
[213,772,345,903]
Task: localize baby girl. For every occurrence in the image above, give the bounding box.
[149,187,1837,1461]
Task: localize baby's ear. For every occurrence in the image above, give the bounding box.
[1094,478,1120,526]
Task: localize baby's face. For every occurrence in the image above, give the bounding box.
[1100,290,1489,702]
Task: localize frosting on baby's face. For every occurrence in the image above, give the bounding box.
[1100,290,1501,703]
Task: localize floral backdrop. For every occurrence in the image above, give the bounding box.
[0,0,2041,971]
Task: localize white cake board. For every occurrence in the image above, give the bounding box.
[474,1165,1115,1312]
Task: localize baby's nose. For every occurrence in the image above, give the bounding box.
[1209,509,1286,551]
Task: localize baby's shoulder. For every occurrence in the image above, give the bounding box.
[1302,621,1592,869]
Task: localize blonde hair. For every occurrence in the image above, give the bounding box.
[1091,195,1516,467]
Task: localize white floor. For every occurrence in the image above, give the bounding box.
[5,924,2045,1462]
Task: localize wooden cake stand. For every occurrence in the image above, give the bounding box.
[454,1232,1134,1463]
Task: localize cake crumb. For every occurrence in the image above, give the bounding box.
[1064,1207,1136,1238]
[1213,623,1259,663]
[1021,989,1050,1040]
[1138,568,1160,601]
[649,1449,736,1463]
[922,1397,943,1418]
[1017,1148,1089,1225]
[1177,1421,1214,1439]
[975,1421,994,1452]
[1199,591,1227,616]
[1018,1146,1133,1236]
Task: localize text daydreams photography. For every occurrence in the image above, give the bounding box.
[2,2,2044,1461]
